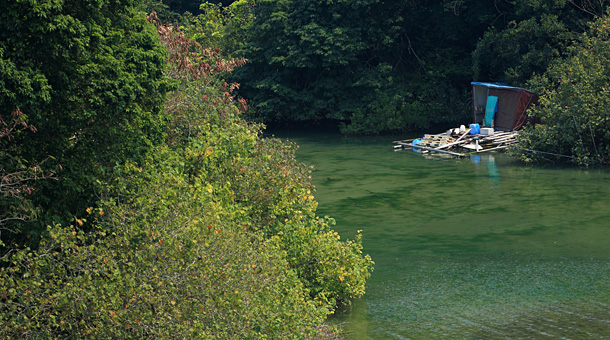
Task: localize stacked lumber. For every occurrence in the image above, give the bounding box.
[420,134,455,147]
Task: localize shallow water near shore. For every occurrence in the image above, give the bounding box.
[274,129,610,339]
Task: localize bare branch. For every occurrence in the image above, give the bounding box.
[405,34,426,72]
[1,108,57,230]
[568,0,605,17]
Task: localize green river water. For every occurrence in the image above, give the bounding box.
[278,130,610,340]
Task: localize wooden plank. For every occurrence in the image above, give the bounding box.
[392,138,416,143]
[479,135,513,143]
[397,142,465,157]
[491,140,518,145]
[424,142,448,147]
[479,131,516,140]
[421,134,455,148]
[462,143,483,151]
[393,128,521,157]
[438,129,472,149]
[475,144,513,153]
[491,136,518,143]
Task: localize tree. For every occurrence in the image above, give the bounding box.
[472,0,610,86]
[150,10,373,306]
[180,0,256,58]
[1,18,373,337]
[0,0,169,231]
[233,0,384,126]
[222,0,512,133]
[513,10,610,165]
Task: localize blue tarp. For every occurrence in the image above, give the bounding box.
[471,82,526,91]
[485,95,498,126]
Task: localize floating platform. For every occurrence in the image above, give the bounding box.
[393,128,519,157]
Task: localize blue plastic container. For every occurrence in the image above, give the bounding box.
[412,138,422,153]
[469,123,480,135]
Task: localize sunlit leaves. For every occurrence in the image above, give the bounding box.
[1,5,372,338]
[513,11,610,165]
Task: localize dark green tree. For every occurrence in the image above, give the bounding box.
[153,0,610,134]
[0,18,373,338]
[231,0,386,127]
[473,0,610,86]
[0,109,56,240]
[513,11,610,165]
[0,0,169,233]
[224,0,511,133]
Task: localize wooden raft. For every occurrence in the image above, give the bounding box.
[392,129,519,157]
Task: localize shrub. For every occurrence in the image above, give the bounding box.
[513,11,610,165]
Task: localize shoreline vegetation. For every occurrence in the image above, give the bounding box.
[174,0,610,166]
[1,1,372,338]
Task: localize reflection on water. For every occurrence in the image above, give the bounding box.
[471,154,500,185]
[272,130,610,339]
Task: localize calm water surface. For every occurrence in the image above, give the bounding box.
[276,130,610,339]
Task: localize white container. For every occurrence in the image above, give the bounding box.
[480,127,494,135]
[459,125,466,133]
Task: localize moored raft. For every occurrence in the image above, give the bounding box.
[393,82,538,157]
[393,128,519,157]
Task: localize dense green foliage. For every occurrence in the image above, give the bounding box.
[473,0,610,86]
[175,0,610,138]
[6,0,610,335]
[1,5,373,338]
[1,109,372,337]
[181,1,254,56]
[229,0,492,133]
[0,109,54,235]
[0,0,169,235]
[512,11,610,165]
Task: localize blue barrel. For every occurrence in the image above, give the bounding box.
[469,123,480,135]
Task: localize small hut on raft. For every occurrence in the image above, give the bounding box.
[471,82,539,131]
[393,82,540,156]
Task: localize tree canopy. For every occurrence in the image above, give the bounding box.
[231,0,489,133]
[0,0,169,234]
[174,0,610,137]
[472,0,608,86]
[513,10,610,165]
